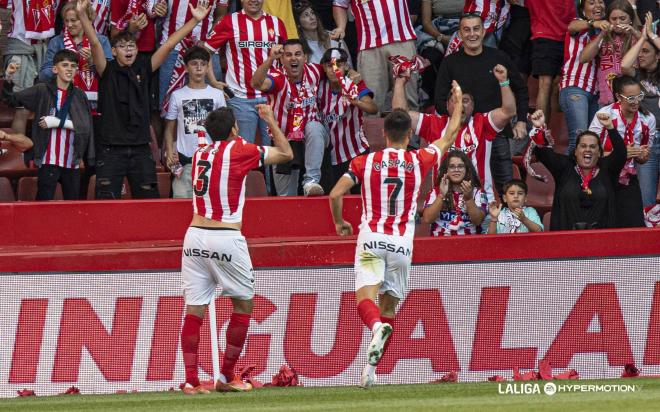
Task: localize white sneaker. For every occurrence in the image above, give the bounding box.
[359,364,376,389]
[303,182,324,196]
[367,323,393,366]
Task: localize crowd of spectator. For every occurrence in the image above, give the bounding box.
[0,0,657,232]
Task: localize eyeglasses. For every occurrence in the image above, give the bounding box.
[618,92,645,103]
[448,164,466,171]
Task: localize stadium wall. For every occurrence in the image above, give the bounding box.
[1,200,660,396]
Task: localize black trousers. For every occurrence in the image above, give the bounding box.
[37,165,80,200]
[615,175,645,228]
[95,144,159,199]
[490,133,513,199]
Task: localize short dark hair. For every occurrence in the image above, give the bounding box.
[184,46,211,64]
[320,47,349,65]
[384,109,412,143]
[283,39,305,50]
[205,107,236,141]
[612,74,641,96]
[503,179,528,195]
[110,31,137,47]
[460,12,483,25]
[53,49,78,65]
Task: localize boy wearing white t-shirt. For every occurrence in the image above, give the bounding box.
[164,46,226,198]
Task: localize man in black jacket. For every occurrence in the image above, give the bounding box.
[434,13,529,197]
[3,49,94,200]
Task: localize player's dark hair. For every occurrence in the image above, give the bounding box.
[437,150,482,211]
[460,12,483,26]
[283,38,305,50]
[53,49,79,65]
[503,179,528,195]
[383,109,412,143]
[205,107,236,141]
[110,31,137,47]
[184,46,211,64]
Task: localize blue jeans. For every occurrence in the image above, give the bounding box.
[158,49,222,107]
[638,139,659,207]
[559,87,599,155]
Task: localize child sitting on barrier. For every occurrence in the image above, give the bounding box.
[487,179,544,234]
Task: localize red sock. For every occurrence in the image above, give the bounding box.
[221,312,251,381]
[181,313,203,387]
[357,299,381,330]
[380,316,395,357]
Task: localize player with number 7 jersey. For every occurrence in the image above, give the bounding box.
[179,105,292,395]
[328,81,463,389]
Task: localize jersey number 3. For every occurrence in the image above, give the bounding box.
[384,177,403,216]
[194,160,211,196]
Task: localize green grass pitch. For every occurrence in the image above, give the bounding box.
[2,378,660,412]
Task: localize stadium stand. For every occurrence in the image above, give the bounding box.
[0,176,14,202]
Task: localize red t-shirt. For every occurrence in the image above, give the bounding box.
[526,0,576,42]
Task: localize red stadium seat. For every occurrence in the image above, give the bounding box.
[0,136,38,179]
[364,117,385,152]
[17,176,63,201]
[512,163,521,180]
[245,170,268,197]
[0,176,15,202]
[525,162,555,211]
[0,104,15,129]
[542,212,551,231]
[157,172,171,198]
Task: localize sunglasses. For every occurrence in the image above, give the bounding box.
[618,92,645,103]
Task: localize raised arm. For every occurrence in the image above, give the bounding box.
[529,110,570,178]
[490,64,516,129]
[151,0,211,71]
[0,129,33,152]
[331,4,348,40]
[431,81,463,154]
[77,0,107,76]
[392,76,420,129]
[580,31,606,63]
[257,104,293,165]
[250,44,282,92]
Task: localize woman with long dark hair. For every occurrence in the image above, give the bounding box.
[421,150,487,235]
[293,1,351,65]
[532,109,628,230]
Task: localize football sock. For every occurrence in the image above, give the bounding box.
[181,313,203,388]
[357,299,382,331]
[221,312,251,381]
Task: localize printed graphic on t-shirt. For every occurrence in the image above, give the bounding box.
[182,98,215,134]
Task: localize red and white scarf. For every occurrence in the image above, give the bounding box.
[23,0,57,40]
[389,55,430,79]
[161,35,196,116]
[114,0,159,34]
[330,58,358,116]
[524,125,555,182]
[63,29,99,111]
[575,165,599,196]
[611,102,647,185]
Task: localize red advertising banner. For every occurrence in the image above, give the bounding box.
[2,256,660,397]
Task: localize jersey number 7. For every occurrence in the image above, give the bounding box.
[383,177,403,216]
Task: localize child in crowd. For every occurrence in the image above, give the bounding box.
[163,46,226,198]
[487,179,544,233]
[2,50,95,200]
[422,150,488,236]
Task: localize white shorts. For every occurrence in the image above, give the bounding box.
[181,227,255,304]
[354,231,413,299]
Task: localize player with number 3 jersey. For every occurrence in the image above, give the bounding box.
[328,81,464,388]
[179,105,292,395]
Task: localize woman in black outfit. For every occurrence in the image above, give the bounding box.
[530,110,627,231]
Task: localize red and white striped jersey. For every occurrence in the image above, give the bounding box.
[560,28,598,94]
[333,0,416,51]
[91,0,111,34]
[415,112,501,202]
[161,0,222,51]
[317,78,371,165]
[265,64,323,138]
[43,88,76,169]
[6,0,59,43]
[424,187,488,236]
[205,10,288,99]
[590,103,655,152]
[346,145,441,238]
[463,0,510,33]
[192,137,268,223]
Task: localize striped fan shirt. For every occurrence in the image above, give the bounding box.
[43,88,76,169]
[204,10,288,99]
[560,28,598,94]
[161,0,222,51]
